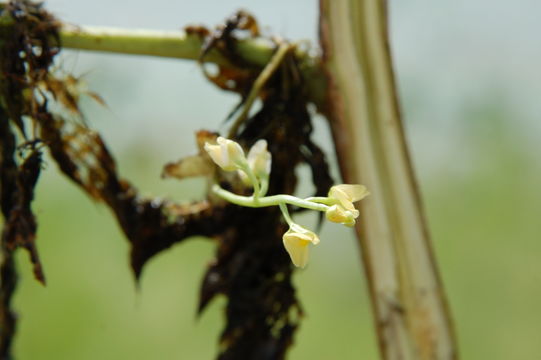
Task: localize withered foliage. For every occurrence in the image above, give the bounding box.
[1,2,333,359]
[0,0,219,356]
[40,116,224,277]
[0,0,59,356]
[188,13,334,359]
[198,11,263,94]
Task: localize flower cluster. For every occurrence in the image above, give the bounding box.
[204,137,369,268]
[326,184,368,227]
[204,137,271,198]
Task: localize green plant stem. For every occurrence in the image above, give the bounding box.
[58,24,272,66]
[237,163,260,201]
[278,203,294,227]
[259,176,269,197]
[227,42,291,137]
[211,184,328,212]
[304,196,334,205]
[55,24,327,109]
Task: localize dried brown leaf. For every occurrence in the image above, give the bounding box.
[0,1,60,355]
[162,154,214,180]
[162,131,222,180]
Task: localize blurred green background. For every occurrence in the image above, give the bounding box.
[8,0,541,359]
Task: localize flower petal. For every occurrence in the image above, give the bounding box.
[283,233,310,268]
[247,139,271,177]
[282,226,320,268]
[204,142,228,169]
[290,224,320,245]
[219,137,246,166]
[331,184,369,202]
[204,137,246,171]
[329,186,356,211]
[325,204,357,227]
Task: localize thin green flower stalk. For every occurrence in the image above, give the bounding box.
[204,137,369,267]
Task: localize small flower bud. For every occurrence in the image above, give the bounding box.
[247,139,271,178]
[204,137,246,171]
[325,204,358,227]
[238,139,272,186]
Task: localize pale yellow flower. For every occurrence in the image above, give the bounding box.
[239,139,272,185]
[282,225,320,268]
[204,137,246,171]
[247,139,271,177]
[329,184,369,210]
[325,204,356,227]
[326,184,369,226]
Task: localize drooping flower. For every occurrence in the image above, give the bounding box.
[204,137,246,171]
[282,225,320,268]
[326,184,369,226]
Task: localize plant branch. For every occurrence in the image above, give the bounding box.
[211,184,329,212]
[319,0,458,359]
[57,24,327,107]
[58,24,274,66]
[228,42,291,137]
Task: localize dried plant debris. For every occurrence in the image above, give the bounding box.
[0,0,221,355]
[40,115,225,278]
[0,134,44,355]
[193,10,264,94]
[162,130,217,181]
[0,3,334,359]
[0,0,59,356]
[187,19,334,357]
[0,0,62,282]
[39,73,107,117]
[200,10,260,65]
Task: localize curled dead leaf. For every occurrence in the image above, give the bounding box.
[162,154,214,180]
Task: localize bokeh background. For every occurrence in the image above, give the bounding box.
[9,0,541,359]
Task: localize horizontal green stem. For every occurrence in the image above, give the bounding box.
[304,196,335,205]
[55,24,327,108]
[58,24,274,67]
[212,184,329,212]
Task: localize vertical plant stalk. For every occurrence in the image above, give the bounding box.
[319,1,457,359]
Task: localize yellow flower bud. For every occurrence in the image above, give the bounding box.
[282,225,320,268]
[328,184,369,212]
[238,139,272,186]
[204,137,246,171]
[247,139,271,178]
[325,204,357,227]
